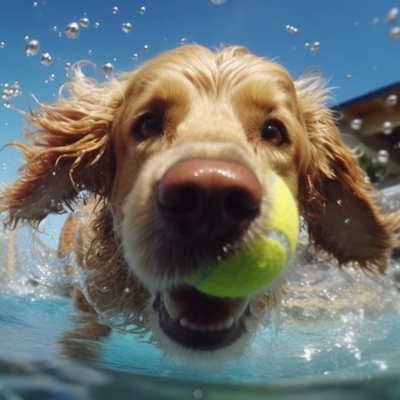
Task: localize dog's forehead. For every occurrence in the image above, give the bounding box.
[125,45,296,98]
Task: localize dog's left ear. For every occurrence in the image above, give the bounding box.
[1,69,125,227]
[295,73,400,271]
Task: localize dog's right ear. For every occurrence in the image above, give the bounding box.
[1,67,125,227]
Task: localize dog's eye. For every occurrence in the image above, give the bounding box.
[132,114,163,141]
[262,122,287,147]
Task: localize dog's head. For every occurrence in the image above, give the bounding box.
[2,45,399,357]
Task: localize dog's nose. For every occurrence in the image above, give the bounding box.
[156,159,261,240]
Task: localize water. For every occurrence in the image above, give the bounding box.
[2,210,400,399]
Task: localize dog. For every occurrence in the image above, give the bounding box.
[1,45,399,360]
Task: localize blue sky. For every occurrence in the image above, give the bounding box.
[1,0,400,184]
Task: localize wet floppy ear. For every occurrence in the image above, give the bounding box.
[0,68,125,227]
[296,74,400,271]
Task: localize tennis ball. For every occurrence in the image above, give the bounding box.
[185,173,299,298]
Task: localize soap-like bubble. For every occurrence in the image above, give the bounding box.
[143,45,149,52]
[122,23,132,33]
[386,94,398,106]
[65,22,80,39]
[80,18,89,28]
[25,39,39,56]
[41,53,52,66]
[101,63,114,76]
[377,149,389,164]
[385,7,399,24]
[382,121,393,135]
[112,6,118,14]
[390,26,400,40]
[140,6,146,14]
[350,118,363,130]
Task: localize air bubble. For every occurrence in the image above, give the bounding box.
[386,94,398,106]
[65,22,80,39]
[382,121,393,135]
[390,26,400,40]
[140,6,146,14]
[101,63,114,76]
[41,53,52,66]
[112,6,118,14]
[25,39,39,56]
[377,149,389,164]
[122,23,132,33]
[143,45,149,52]
[80,18,90,28]
[385,7,399,24]
[350,118,362,130]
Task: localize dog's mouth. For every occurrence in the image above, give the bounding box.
[153,286,250,350]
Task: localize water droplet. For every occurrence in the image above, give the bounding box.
[0,42,4,49]
[344,218,350,224]
[80,17,89,28]
[53,26,57,32]
[122,23,132,33]
[2,82,22,106]
[382,121,393,135]
[385,7,399,24]
[346,74,352,80]
[377,149,389,163]
[65,62,71,70]
[25,36,29,41]
[389,26,400,40]
[143,45,149,52]
[350,118,363,130]
[386,94,398,106]
[304,43,310,49]
[94,22,100,28]
[88,49,92,55]
[140,6,146,14]
[286,25,298,34]
[180,38,186,45]
[33,1,37,6]
[337,199,342,205]
[25,39,40,56]
[310,42,321,54]
[41,52,52,66]
[132,53,138,60]
[372,17,379,25]
[101,63,114,76]
[210,0,226,4]
[65,22,80,39]
[112,6,118,14]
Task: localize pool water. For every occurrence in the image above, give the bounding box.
[2,214,400,399]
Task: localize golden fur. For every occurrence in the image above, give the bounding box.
[1,45,400,355]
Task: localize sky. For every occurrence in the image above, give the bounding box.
[1,0,400,185]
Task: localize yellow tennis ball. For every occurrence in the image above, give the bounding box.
[185,173,299,298]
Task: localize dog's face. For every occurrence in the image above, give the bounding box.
[108,46,312,354]
[4,45,398,360]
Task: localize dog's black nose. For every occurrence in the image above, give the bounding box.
[156,159,261,241]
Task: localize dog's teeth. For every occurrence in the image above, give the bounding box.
[163,291,182,321]
[180,318,190,328]
[229,296,249,320]
[224,316,234,329]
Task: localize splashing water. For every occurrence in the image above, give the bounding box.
[25,39,39,56]
[65,22,80,39]
[2,82,22,107]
